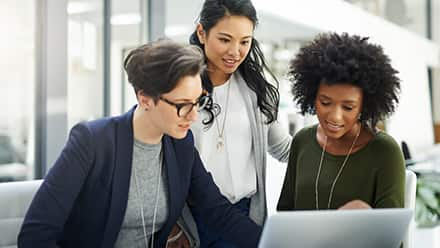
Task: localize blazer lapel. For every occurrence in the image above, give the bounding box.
[162,136,180,222]
[146,136,182,246]
[101,107,135,248]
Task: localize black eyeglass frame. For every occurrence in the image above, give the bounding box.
[159,93,209,117]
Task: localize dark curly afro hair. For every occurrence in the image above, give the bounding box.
[289,32,400,129]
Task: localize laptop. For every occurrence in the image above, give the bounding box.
[258,208,412,248]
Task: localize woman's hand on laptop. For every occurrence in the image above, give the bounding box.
[338,200,372,210]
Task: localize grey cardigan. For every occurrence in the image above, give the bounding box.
[179,72,292,246]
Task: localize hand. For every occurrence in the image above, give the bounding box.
[166,223,190,248]
[338,199,372,210]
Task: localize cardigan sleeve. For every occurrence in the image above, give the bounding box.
[267,120,292,163]
[18,123,95,248]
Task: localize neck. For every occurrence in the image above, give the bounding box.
[320,122,362,155]
[132,105,163,144]
[208,66,232,87]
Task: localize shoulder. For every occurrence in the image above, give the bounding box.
[69,113,131,149]
[233,71,244,84]
[80,105,135,135]
[71,117,116,140]
[368,131,401,155]
[165,130,195,149]
[81,107,135,135]
[233,72,253,96]
[294,125,316,143]
[289,124,316,153]
[365,131,405,170]
[86,115,120,131]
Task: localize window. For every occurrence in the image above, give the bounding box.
[0,0,36,181]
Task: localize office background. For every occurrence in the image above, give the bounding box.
[1,0,440,247]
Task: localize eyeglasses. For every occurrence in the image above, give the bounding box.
[159,93,210,117]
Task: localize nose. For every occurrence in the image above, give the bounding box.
[227,42,240,58]
[328,106,344,123]
[185,106,198,122]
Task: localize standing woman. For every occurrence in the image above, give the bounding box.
[277,32,405,211]
[178,0,292,247]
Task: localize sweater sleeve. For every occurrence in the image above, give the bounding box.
[373,134,405,208]
[277,137,298,211]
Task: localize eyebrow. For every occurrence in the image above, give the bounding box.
[217,32,252,40]
[169,92,204,103]
[318,95,358,104]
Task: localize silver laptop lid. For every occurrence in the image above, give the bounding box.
[259,208,412,248]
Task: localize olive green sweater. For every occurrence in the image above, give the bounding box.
[277,125,405,210]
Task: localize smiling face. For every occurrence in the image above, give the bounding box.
[145,74,203,140]
[315,83,363,141]
[197,15,254,84]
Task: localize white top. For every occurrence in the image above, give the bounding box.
[193,75,257,203]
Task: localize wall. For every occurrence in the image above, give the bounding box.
[253,0,439,153]
[432,0,440,143]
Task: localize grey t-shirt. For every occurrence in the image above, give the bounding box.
[115,139,169,248]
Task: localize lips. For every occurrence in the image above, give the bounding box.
[178,123,191,130]
[223,58,239,68]
[325,120,343,132]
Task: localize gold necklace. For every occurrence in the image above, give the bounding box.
[315,124,361,210]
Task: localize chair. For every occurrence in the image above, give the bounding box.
[0,180,42,248]
[403,169,417,248]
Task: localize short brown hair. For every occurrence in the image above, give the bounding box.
[124,40,205,101]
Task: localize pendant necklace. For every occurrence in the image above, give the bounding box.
[315,124,361,210]
[214,80,231,151]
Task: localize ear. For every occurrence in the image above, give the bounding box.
[137,90,154,111]
[196,24,206,44]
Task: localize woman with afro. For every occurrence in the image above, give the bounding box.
[277,32,405,211]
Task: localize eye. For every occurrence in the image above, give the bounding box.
[241,40,250,45]
[175,103,187,109]
[343,105,354,111]
[219,38,230,43]
[320,101,330,106]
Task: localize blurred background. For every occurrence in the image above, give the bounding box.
[1,0,440,246]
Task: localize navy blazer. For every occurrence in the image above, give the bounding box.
[18,106,261,248]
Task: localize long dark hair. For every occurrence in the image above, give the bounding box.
[190,0,280,124]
